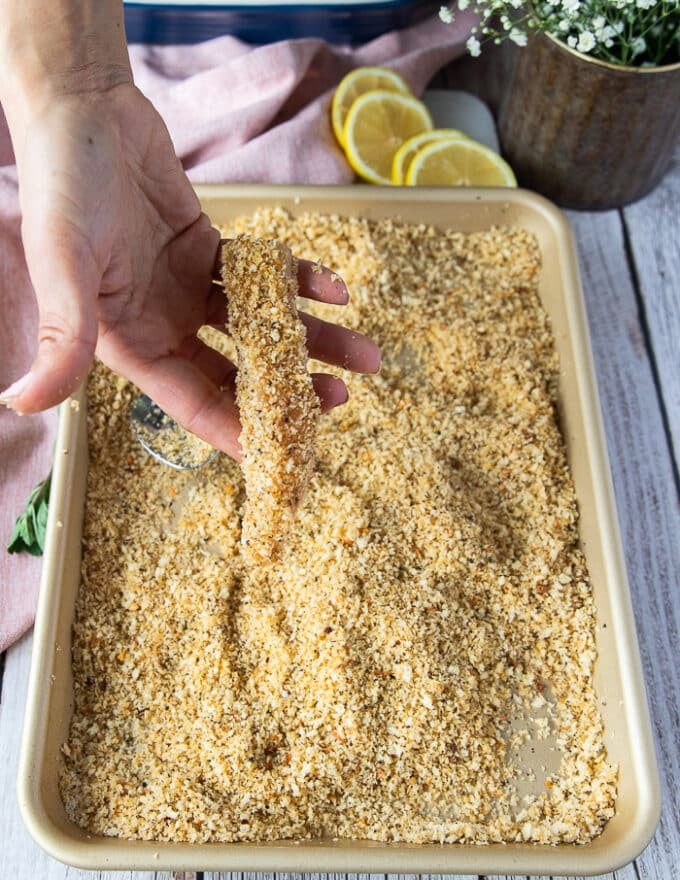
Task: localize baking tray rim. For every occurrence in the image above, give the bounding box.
[17,184,661,874]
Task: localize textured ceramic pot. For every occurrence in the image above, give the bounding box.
[497,34,680,210]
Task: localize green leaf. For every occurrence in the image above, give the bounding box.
[35,498,49,553]
[7,518,30,555]
[28,502,40,540]
[7,473,52,556]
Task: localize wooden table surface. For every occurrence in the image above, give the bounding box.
[1,128,678,880]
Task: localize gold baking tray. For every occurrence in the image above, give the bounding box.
[17,186,660,874]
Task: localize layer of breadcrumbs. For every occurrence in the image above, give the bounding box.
[60,209,617,845]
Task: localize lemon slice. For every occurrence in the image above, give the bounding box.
[343,90,433,186]
[405,138,517,187]
[331,66,412,148]
[391,129,468,185]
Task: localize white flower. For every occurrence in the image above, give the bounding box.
[631,35,647,56]
[576,30,596,53]
[466,35,482,56]
[509,28,528,46]
[591,16,616,43]
[436,0,673,66]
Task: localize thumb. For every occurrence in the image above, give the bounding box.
[1,229,99,414]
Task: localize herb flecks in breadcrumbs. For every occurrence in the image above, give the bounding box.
[221,236,319,565]
[60,209,617,846]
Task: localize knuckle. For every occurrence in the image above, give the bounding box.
[38,312,96,352]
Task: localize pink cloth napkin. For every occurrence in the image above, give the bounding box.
[0,13,474,653]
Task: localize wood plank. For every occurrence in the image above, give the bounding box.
[567,209,680,880]
[227,872,268,880]
[613,863,640,879]
[422,874,478,880]
[621,141,680,470]
[483,874,529,879]
[551,873,616,880]
[207,874,273,880]
[0,631,178,880]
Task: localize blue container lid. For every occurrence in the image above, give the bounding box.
[123,0,435,45]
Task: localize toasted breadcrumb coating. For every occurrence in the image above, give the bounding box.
[221,236,319,564]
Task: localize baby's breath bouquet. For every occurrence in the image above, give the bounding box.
[439,0,680,67]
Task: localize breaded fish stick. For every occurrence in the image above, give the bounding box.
[221,236,319,565]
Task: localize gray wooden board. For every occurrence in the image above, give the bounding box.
[621,142,680,472]
[568,209,680,880]
[484,875,531,879]
[611,865,639,880]
[1,145,679,880]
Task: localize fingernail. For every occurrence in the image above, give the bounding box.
[0,372,31,404]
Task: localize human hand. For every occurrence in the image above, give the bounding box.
[0,83,381,459]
